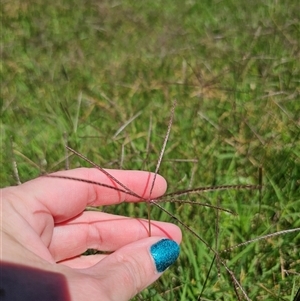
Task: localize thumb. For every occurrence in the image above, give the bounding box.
[87,237,180,301]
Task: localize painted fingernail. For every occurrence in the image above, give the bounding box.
[150,239,180,273]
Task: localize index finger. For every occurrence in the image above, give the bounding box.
[15,168,167,223]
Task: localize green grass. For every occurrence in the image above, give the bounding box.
[1,0,299,300]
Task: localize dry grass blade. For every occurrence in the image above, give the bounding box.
[149,100,177,197]
[154,198,236,214]
[43,174,143,199]
[65,146,142,199]
[222,227,300,253]
[148,100,177,236]
[113,111,143,139]
[163,184,262,198]
[10,137,21,185]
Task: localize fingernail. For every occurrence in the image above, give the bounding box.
[150,239,180,273]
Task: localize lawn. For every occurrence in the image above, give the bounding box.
[1,0,300,300]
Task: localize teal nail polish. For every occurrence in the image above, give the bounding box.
[150,239,180,273]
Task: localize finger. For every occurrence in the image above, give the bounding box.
[77,237,180,301]
[10,168,167,223]
[49,211,182,261]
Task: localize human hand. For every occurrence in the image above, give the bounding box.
[1,168,182,301]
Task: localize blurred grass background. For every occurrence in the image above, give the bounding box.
[1,0,300,300]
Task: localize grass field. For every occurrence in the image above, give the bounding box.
[1,1,300,300]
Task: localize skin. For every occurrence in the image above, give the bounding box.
[1,168,182,301]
